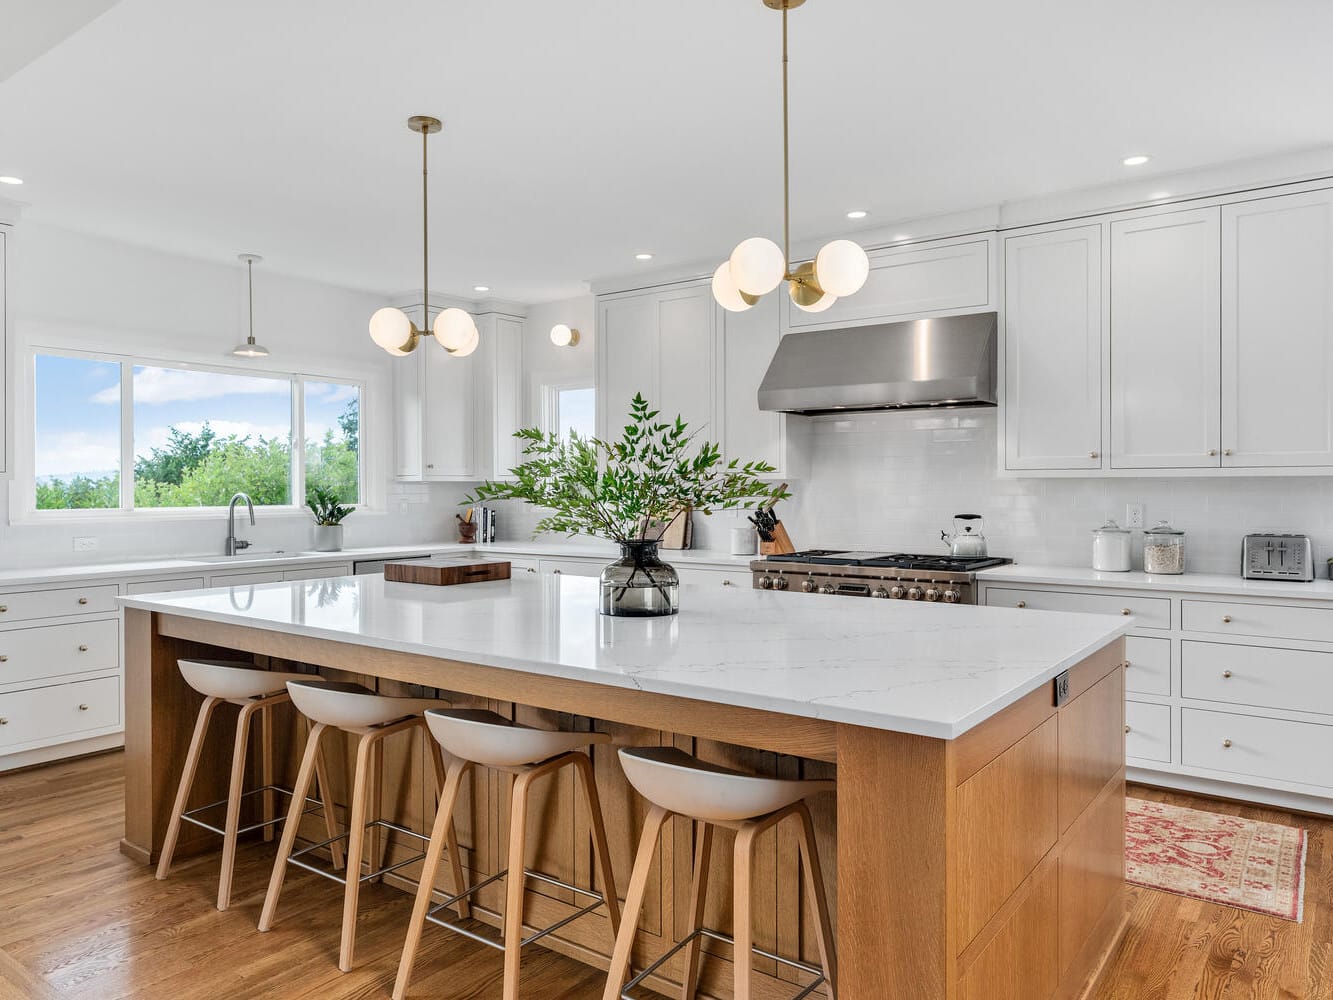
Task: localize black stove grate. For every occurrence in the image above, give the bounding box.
[762,551,1012,572]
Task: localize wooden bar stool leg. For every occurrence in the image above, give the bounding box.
[156,695,223,880]
[502,769,538,1000]
[795,804,838,998]
[393,757,470,1000]
[260,700,276,844]
[258,722,327,932]
[574,750,622,937]
[680,821,715,1000]
[366,737,384,883]
[732,822,762,1000]
[427,740,470,920]
[338,730,378,972]
[601,804,671,1000]
[217,699,262,911]
[309,718,344,870]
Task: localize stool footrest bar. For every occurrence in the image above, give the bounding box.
[423,867,610,952]
[285,820,428,886]
[620,927,826,1000]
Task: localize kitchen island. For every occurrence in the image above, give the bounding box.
[120,574,1130,1000]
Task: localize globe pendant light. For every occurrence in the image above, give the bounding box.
[231,253,270,358]
[713,0,869,314]
[368,116,480,357]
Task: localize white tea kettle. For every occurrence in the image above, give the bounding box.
[941,514,988,558]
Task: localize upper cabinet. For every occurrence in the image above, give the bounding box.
[0,228,7,475]
[1002,224,1104,471]
[1109,208,1221,469]
[1221,189,1333,468]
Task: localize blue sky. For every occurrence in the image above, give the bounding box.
[34,355,357,481]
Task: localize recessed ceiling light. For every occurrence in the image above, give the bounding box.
[892,233,911,242]
[1149,191,1170,200]
[0,176,22,185]
[1122,155,1150,167]
[472,285,490,292]
[635,252,654,261]
[846,210,868,220]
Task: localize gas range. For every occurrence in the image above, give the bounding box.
[749,550,1013,604]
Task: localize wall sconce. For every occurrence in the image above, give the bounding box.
[550,324,581,347]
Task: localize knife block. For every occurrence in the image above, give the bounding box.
[758,521,795,556]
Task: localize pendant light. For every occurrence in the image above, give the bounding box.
[368,116,479,358]
[712,0,870,314]
[231,253,270,358]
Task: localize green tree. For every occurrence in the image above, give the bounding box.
[337,399,359,453]
[133,424,218,487]
[36,473,120,510]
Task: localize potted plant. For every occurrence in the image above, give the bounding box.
[467,393,789,617]
[307,487,353,552]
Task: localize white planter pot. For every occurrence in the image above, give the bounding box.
[313,524,344,552]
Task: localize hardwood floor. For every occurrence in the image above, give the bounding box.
[1,751,1329,999]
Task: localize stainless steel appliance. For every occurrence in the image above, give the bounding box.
[1242,533,1314,581]
[941,514,988,557]
[750,550,1012,604]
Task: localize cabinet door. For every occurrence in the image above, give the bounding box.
[598,292,657,440]
[1110,208,1221,469]
[0,230,6,475]
[1003,225,1103,470]
[656,284,715,434]
[422,339,476,479]
[1222,189,1333,467]
[720,295,784,472]
[491,316,525,478]
[393,349,424,480]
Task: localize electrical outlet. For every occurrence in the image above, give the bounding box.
[72,536,99,552]
[1125,503,1145,529]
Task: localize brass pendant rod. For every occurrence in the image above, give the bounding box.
[781,3,791,276]
[421,123,429,336]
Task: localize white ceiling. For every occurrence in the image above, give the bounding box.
[2,0,1331,304]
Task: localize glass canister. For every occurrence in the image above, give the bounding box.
[1142,520,1186,575]
[1092,520,1132,572]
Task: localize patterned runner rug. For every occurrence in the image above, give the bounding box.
[1126,798,1307,921]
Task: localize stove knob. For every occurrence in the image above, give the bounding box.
[889,585,906,599]
[925,588,941,602]
[907,586,924,601]
[772,576,789,591]
[758,576,773,590]
[942,589,961,604]
[818,584,836,595]
[871,587,889,599]
[801,579,817,593]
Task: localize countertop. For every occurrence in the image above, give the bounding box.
[977,563,1333,601]
[120,573,1129,739]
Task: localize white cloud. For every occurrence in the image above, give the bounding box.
[35,431,119,479]
[93,367,289,405]
[306,382,359,405]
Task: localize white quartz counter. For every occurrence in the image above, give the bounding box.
[978,563,1333,601]
[120,573,1129,739]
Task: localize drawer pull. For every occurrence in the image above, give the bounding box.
[722,580,734,587]
[1016,600,1026,609]
[78,644,89,652]
[1122,660,1131,669]
[1089,451,1099,459]
[78,597,89,605]
[0,717,7,725]
[1121,608,1131,616]
[1124,725,1131,734]
[78,704,89,712]
[0,655,7,663]
[1222,670,1233,679]
[526,567,537,574]
[1222,615,1232,624]
[0,606,7,613]
[552,569,562,575]
[1222,739,1232,748]
[1208,449,1218,457]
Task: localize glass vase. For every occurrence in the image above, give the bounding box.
[599,540,680,617]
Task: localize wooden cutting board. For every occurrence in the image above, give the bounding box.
[384,557,511,586]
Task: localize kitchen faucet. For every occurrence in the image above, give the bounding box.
[226,492,255,556]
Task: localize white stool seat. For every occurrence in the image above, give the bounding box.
[618,746,835,824]
[178,659,317,701]
[288,679,444,729]
[425,708,612,768]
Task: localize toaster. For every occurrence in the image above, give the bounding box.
[1242,533,1314,581]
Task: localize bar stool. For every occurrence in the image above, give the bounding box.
[258,679,467,974]
[156,659,342,911]
[604,747,837,1000]
[393,708,622,1000]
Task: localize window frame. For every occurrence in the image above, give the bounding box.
[22,346,366,520]
[539,377,597,441]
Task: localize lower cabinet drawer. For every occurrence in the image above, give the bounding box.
[1182,640,1333,716]
[209,571,285,587]
[0,619,119,687]
[676,567,746,589]
[1125,701,1171,763]
[125,578,206,596]
[538,558,603,578]
[284,564,353,582]
[987,588,1170,630]
[0,584,119,623]
[1124,636,1171,697]
[1182,599,1333,643]
[0,675,121,751]
[1181,708,1333,788]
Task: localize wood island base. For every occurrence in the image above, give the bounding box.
[123,608,1126,1000]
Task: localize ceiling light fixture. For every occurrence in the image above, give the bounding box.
[846,210,868,219]
[635,253,654,261]
[230,254,270,359]
[549,324,581,348]
[473,285,490,293]
[0,176,22,185]
[1122,155,1150,166]
[368,116,479,358]
[712,0,869,315]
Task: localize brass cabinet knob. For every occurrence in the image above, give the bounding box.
[1121,660,1131,669]
[426,463,435,469]
[552,569,562,575]
[78,644,89,652]
[78,704,89,712]
[1222,669,1233,679]
[1121,608,1131,616]
[78,596,89,605]
[0,606,7,613]
[1016,600,1026,608]
[1224,448,1233,456]
[1222,615,1232,624]
[0,718,7,725]
[722,579,734,587]
[1089,451,1099,459]
[1124,725,1131,734]
[0,655,7,663]
[526,567,537,574]
[1222,739,1232,748]
[1208,449,1218,457]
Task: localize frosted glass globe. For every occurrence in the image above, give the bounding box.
[728,237,785,296]
[814,239,870,297]
[450,324,480,357]
[369,307,413,354]
[790,283,837,313]
[433,307,478,351]
[711,262,756,312]
[550,323,574,346]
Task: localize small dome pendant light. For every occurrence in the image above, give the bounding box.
[231,253,270,358]
[713,0,869,314]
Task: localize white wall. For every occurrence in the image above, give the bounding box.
[0,222,469,569]
[519,294,596,425]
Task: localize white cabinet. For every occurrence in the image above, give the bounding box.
[781,237,991,333]
[0,228,7,475]
[1110,207,1221,469]
[719,294,785,473]
[538,557,603,578]
[1002,224,1104,471]
[283,564,352,581]
[1221,189,1333,467]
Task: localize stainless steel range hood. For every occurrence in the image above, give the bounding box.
[757,311,997,414]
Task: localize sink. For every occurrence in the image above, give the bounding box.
[193,551,308,563]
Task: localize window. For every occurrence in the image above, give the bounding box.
[31,350,363,514]
[541,380,595,442]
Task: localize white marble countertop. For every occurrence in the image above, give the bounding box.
[977,563,1333,601]
[120,574,1129,739]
